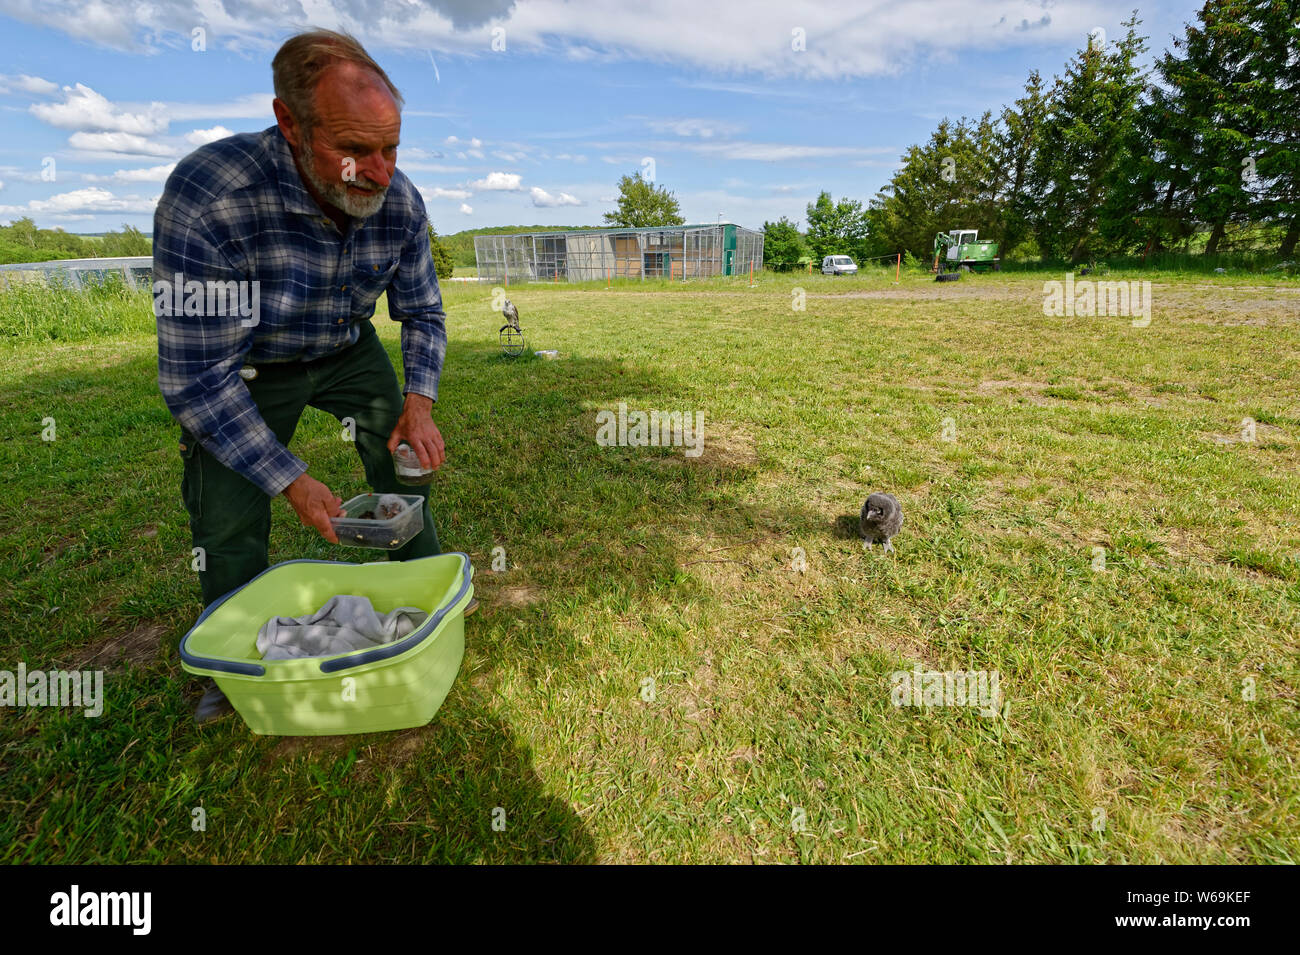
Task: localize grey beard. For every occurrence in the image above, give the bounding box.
[298,132,389,219]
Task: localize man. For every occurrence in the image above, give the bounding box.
[154,29,465,723]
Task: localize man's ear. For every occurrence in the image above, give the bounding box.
[272,98,301,150]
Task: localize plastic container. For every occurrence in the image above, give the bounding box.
[330,493,423,549]
[392,443,434,485]
[179,553,473,735]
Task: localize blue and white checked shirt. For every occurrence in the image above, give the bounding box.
[153,124,447,498]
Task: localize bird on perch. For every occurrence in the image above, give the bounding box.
[501,298,521,332]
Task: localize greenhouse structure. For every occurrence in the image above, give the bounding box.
[473,223,764,283]
[0,256,154,291]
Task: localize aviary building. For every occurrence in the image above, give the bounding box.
[473,223,764,282]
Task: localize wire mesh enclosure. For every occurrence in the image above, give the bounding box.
[0,256,155,291]
[473,224,763,283]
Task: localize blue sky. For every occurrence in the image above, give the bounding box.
[0,0,1204,235]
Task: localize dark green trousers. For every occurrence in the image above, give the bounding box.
[179,319,441,608]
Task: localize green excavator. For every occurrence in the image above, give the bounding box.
[933,229,1000,281]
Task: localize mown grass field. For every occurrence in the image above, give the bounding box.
[1,265,1297,863]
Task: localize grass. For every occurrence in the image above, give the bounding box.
[1,266,1297,863]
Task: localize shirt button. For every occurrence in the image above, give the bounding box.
[337,318,344,324]
[341,285,348,291]
[372,265,379,271]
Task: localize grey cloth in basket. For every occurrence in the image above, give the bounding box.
[256,595,429,660]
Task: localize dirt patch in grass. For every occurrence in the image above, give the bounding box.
[979,375,1235,411]
[977,379,1060,407]
[264,734,357,764]
[678,651,716,726]
[728,744,759,764]
[68,621,168,671]
[1148,286,1300,325]
[39,535,80,566]
[979,378,1053,391]
[678,422,759,472]
[1200,422,1288,445]
[473,578,542,611]
[809,283,1028,303]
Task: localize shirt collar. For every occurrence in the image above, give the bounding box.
[268,124,330,218]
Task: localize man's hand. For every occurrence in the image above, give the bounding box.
[282,472,345,544]
[387,393,445,471]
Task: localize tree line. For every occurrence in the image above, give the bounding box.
[765,1,1299,269]
[0,218,151,265]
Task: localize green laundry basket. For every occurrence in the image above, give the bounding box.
[179,553,473,736]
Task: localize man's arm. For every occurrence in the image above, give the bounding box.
[385,206,448,404]
[153,194,308,499]
[384,202,449,470]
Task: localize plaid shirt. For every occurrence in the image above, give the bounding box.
[153,124,447,498]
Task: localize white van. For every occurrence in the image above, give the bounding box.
[821,255,858,276]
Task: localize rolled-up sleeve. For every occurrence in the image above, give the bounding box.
[154,199,308,498]
[386,201,448,402]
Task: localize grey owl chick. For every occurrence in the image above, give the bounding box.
[375,494,407,520]
[502,298,521,331]
[860,492,903,553]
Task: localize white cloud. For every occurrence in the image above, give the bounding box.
[164,93,274,123]
[0,0,1126,80]
[0,73,59,95]
[67,131,176,157]
[420,185,473,200]
[681,140,883,161]
[31,83,168,134]
[185,126,234,145]
[444,135,460,144]
[379,0,1115,79]
[459,203,473,214]
[644,117,742,139]
[0,186,158,219]
[0,0,137,52]
[0,164,46,185]
[594,138,897,163]
[469,137,482,148]
[470,171,523,191]
[684,141,896,162]
[400,162,471,173]
[83,162,177,183]
[531,186,582,207]
[678,186,820,229]
[553,153,587,163]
